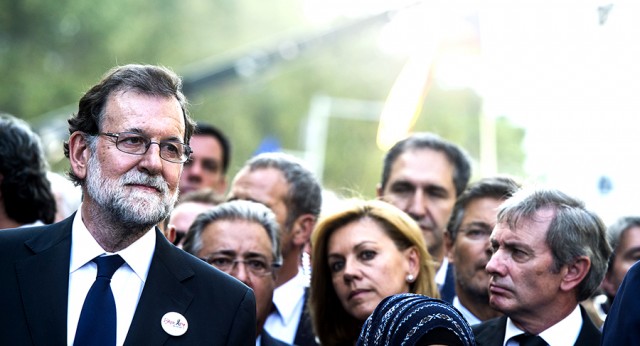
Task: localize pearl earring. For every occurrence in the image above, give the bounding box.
[406,274,415,283]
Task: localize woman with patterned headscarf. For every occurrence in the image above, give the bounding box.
[358,293,475,346]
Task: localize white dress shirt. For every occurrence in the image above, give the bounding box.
[263,270,307,344]
[503,305,582,346]
[453,296,482,326]
[435,257,449,288]
[67,208,156,346]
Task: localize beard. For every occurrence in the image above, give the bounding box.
[85,153,177,229]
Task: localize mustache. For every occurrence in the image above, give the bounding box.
[121,171,168,194]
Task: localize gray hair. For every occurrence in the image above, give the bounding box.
[182,200,282,267]
[606,216,640,272]
[380,132,472,197]
[244,152,322,229]
[447,176,521,242]
[496,188,611,301]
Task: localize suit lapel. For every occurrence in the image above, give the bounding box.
[15,217,73,346]
[574,306,601,346]
[473,315,508,346]
[124,229,195,345]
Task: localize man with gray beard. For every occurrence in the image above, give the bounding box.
[0,64,256,345]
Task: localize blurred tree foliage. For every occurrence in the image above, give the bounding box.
[0,0,525,197]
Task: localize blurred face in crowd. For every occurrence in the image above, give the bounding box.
[167,202,216,246]
[197,219,276,335]
[602,226,640,298]
[378,148,457,261]
[81,91,183,228]
[327,217,418,321]
[180,134,226,195]
[448,197,502,302]
[229,167,292,252]
[486,209,565,319]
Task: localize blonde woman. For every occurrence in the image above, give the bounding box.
[310,199,438,345]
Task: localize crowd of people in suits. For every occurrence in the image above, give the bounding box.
[1,64,639,346]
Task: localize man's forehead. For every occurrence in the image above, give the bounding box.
[103,91,185,136]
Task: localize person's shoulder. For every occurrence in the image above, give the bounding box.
[472,316,506,341]
[0,221,67,255]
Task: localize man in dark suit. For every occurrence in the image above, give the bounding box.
[472,188,610,346]
[182,200,292,346]
[445,176,520,325]
[376,133,472,302]
[228,153,322,345]
[0,64,255,345]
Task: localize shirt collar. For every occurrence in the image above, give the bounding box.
[69,206,156,283]
[435,257,449,286]
[272,270,307,324]
[453,296,482,325]
[504,305,582,346]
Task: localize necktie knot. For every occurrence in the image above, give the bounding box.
[511,333,547,346]
[94,255,125,279]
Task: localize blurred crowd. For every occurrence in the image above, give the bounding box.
[1,64,637,346]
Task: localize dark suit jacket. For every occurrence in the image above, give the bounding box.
[440,262,456,303]
[0,214,256,345]
[601,261,640,345]
[472,306,600,346]
[292,288,318,346]
[261,330,291,346]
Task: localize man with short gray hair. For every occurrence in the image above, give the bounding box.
[472,188,611,346]
[183,200,289,345]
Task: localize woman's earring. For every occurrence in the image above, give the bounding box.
[406,274,415,283]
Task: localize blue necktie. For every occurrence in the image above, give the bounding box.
[74,255,125,346]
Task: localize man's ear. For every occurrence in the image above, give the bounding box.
[68,131,90,181]
[445,231,455,264]
[291,214,316,246]
[376,183,383,199]
[164,224,177,244]
[560,256,591,292]
[600,270,617,298]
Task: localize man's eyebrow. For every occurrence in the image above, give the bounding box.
[243,252,270,260]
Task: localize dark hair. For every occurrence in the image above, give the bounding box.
[380,132,472,197]
[245,152,322,229]
[63,64,195,185]
[447,176,521,242]
[194,122,231,173]
[496,188,612,301]
[0,113,56,224]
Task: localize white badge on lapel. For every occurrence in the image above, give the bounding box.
[161,312,188,336]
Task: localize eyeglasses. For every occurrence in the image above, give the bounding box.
[201,256,280,277]
[100,132,192,163]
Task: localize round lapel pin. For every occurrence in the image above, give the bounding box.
[161,312,189,336]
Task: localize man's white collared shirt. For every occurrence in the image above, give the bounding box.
[67,208,156,346]
[263,270,307,344]
[503,305,582,346]
[435,257,449,288]
[453,296,482,326]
